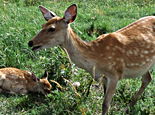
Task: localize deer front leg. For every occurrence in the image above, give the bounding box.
[124,71,152,113]
[102,77,119,115]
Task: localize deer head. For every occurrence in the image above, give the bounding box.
[28,4,77,51]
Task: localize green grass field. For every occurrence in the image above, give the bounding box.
[0,0,155,114]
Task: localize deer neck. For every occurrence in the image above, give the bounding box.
[60,26,94,72]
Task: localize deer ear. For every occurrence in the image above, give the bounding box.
[39,5,57,21]
[32,73,40,82]
[64,4,77,24]
[41,70,48,79]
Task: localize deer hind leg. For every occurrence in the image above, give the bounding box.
[9,85,26,95]
[8,89,28,95]
[124,71,152,113]
[102,77,119,115]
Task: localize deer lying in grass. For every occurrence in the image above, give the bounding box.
[0,67,51,95]
[28,4,155,114]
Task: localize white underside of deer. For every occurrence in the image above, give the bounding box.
[28,4,155,115]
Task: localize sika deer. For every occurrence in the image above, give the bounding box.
[0,67,51,95]
[28,4,155,114]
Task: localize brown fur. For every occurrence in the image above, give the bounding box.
[28,4,155,115]
[0,67,51,95]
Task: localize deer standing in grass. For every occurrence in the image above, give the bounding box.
[0,67,51,95]
[28,4,155,114]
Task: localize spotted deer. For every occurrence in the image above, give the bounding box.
[0,67,51,95]
[28,4,155,114]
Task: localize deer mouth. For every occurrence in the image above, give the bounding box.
[32,45,42,51]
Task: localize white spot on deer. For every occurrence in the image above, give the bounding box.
[109,62,116,68]
[153,55,155,59]
[140,54,144,57]
[0,74,6,80]
[133,51,138,56]
[112,52,115,56]
[143,37,149,42]
[108,57,112,59]
[106,46,110,50]
[26,80,28,83]
[135,63,139,66]
[0,74,5,86]
[11,70,16,73]
[128,50,133,55]
[126,52,129,56]
[126,63,130,66]
[142,62,146,65]
[116,58,120,61]
[9,71,13,74]
[14,77,18,80]
[146,58,150,62]
[146,45,151,49]
[112,62,116,66]
[150,49,154,53]
[120,59,124,62]
[11,75,16,79]
[148,33,152,37]
[143,50,149,54]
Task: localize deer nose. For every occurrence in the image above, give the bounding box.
[28,41,33,47]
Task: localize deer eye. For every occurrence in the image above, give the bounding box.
[48,27,55,32]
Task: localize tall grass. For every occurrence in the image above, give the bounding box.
[0,0,155,114]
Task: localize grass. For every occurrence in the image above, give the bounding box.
[0,0,155,114]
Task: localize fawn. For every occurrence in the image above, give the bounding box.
[28,4,155,114]
[0,67,51,95]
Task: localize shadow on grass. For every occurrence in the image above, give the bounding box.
[0,92,51,113]
[0,91,82,115]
